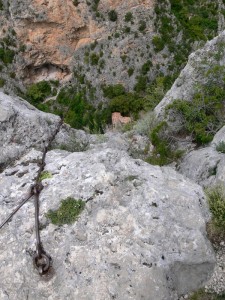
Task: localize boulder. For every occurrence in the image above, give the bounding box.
[0,92,90,170]
[0,146,215,299]
[178,125,225,187]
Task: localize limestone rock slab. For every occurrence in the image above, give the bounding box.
[0,147,215,299]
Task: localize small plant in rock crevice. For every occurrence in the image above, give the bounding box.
[46,197,85,226]
[39,171,53,181]
[216,141,225,153]
[206,185,225,229]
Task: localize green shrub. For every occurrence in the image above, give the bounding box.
[139,20,146,32]
[103,84,125,99]
[90,40,98,50]
[10,72,16,79]
[134,111,156,136]
[166,74,225,145]
[141,61,152,75]
[108,10,118,22]
[153,0,219,78]
[29,84,112,134]
[134,75,147,92]
[39,171,52,181]
[0,0,3,10]
[0,78,5,87]
[189,288,225,300]
[109,93,146,119]
[144,76,176,111]
[147,121,183,166]
[50,80,59,87]
[125,12,133,22]
[124,26,131,34]
[73,0,79,6]
[128,68,134,77]
[90,53,99,65]
[152,36,165,52]
[0,48,15,65]
[206,185,225,229]
[92,0,100,11]
[26,81,52,103]
[56,88,111,133]
[216,141,225,153]
[46,197,85,225]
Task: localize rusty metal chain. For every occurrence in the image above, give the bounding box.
[0,117,64,275]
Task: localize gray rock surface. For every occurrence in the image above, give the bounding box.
[0,91,60,170]
[0,146,215,299]
[0,92,92,170]
[178,125,225,187]
[205,244,225,295]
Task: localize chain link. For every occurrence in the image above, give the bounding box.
[0,117,64,275]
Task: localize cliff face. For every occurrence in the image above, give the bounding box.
[6,0,154,82]
[1,0,223,103]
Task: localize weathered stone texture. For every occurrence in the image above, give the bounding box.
[0,146,215,299]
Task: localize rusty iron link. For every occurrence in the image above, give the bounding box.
[0,118,64,275]
[32,182,51,275]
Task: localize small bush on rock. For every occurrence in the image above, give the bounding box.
[216,141,225,153]
[26,81,52,103]
[206,185,225,228]
[133,111,156,136]
[0,78,5,87]
[152,36,165,52]
[139,20,146,32]
[90,53,100,65]
[108,10,117,22]
[125,12,133,22]
[46,197,85,225]
[39,171,52,181]
[0,47,15,65]
[146,121,184,166]
[166,83,225,145]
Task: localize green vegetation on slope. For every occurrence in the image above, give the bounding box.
[0,47,15,65]
[25,82,112,133]
[166,65,225,145]
[189,288,225,300]
[0,0,3,10]
[153,0,220,77]
[146,64,225,165]
[206,185,225,229]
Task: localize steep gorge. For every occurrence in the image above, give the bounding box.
[1,0,225,299]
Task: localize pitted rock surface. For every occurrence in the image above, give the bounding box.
[0,146,215,299]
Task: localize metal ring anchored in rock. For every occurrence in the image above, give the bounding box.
[33,253,50,275]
